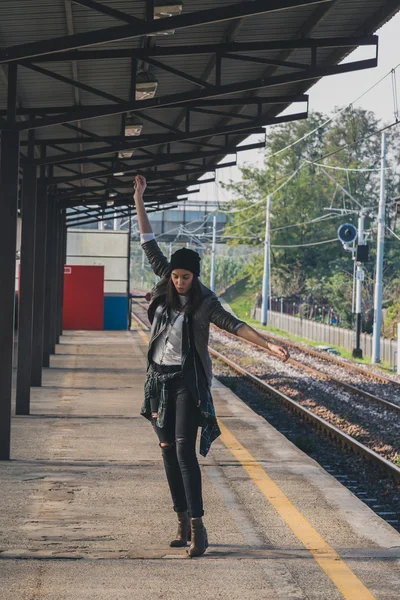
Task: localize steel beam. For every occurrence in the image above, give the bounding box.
[13,54,376,133]
[11,69,319,132]
[66,197,180,224]
[57,177,215,207]
[0,1,332,64]
[23,36,377,63]
[0,129,20,460]
[68,204,179,228]
[143,56,214,89]
[57,176,215,201]
[31,180,48,387]
[71,0,142,25]
[16,163,37,415]
[13,95,308,120]
[50,141,265,185]
[23,62,125,104]
[30,112,286,167]
[62,187,199,208]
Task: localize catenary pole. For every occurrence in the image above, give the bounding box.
[397,323,400,375]
[210,215,217,292]
[353,212,364,358]
[261,196,271,326]
[372,132,387,363]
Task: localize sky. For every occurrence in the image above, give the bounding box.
[186,11,400,206]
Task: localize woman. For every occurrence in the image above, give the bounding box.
[134,175,289,558]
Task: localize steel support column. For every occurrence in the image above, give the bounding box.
[43,196,55,367]
[49,206,58,354]
[0,129,20,460]
[31,180,48,386]
[16,163,38,415]
[58,212,67,338]
[51,209,62,349]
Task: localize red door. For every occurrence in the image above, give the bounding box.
[63,265,104,330]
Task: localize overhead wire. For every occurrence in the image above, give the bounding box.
[386,226,400,242]
[266,61,400,162]
[135,62,400,250]
[271,238,338,248]
[217,162,306,215]
[305,160,391,173]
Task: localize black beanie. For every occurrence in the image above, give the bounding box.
[170,248,201,277]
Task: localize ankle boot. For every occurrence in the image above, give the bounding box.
[187,517,208,557]
[170,511,191,547]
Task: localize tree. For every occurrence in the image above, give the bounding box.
[223,107,400,331]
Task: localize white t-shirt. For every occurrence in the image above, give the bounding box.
[141,232,187,365]
[152,294,188,365]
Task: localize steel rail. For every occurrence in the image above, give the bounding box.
[216,328,400,415]
[208,346,400,482]
[132,301,400,413]
[256,329,399,386]
[130,307,149,331]
[130,305,400,479]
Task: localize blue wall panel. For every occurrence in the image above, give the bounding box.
[104,295,128,330]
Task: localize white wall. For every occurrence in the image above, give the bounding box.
[67,229,129,295]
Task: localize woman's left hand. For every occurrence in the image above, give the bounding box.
[267,342,290,362]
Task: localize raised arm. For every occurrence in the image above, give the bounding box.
[133,174,153,235]
[133,175,171,279]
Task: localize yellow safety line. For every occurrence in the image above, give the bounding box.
[136,328,375,599]
[217,418,376,600]
[137,330,150,345]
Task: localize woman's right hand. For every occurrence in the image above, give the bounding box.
[134,174,147,200]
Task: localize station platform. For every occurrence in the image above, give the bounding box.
[1,330,399,599]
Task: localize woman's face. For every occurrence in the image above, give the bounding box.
[171,269,193,295]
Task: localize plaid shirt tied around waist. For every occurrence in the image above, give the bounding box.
[140,362,221,458]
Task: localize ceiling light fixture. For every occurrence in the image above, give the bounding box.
[118,114,143,159]
[136,71,158,101]
[150,0,183,35]
[154,0,183,18]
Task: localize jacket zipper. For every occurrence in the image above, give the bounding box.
[148,314,169,359]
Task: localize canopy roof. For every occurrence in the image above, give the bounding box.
[0,0,397,227]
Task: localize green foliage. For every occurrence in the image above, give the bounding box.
[222,276,256,319]
[201,251,245,294]
[222,107,400,333]
[383,298,400,338]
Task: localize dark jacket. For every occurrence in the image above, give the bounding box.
[139,239,245,456]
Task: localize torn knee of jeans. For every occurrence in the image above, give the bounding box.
[176,437,186,444]
[159,442,173,448]
[152,412,158,419]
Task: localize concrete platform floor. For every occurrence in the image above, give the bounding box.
[1,330,399,600]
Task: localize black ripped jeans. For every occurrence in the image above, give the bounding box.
[151,374,204,518]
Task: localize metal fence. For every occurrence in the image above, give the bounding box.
[254,308,397,368]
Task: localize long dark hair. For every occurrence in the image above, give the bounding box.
[167,274,203,314]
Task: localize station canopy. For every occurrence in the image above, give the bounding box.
[0,0,398,227]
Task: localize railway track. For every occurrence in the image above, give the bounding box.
[131,302,400,483]
[132,300,400,416]
[218,328,400,415]
[208,344,400,482]
[132,297,400,388]
[256,326,400,386]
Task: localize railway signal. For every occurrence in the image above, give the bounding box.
[337,217,367,359]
